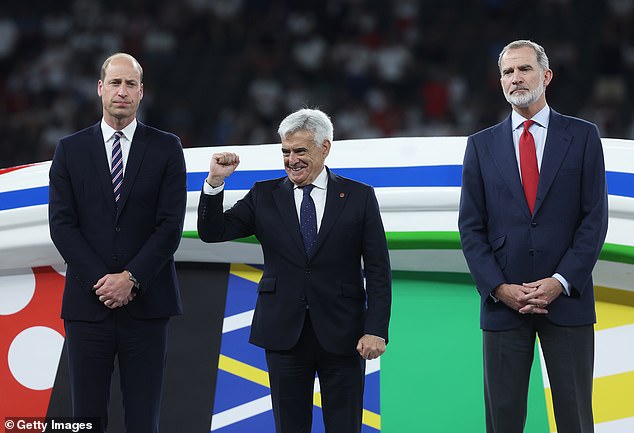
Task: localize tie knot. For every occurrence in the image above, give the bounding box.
[302,184,315,196]
[523,120,534,132]
[114,131,123,141]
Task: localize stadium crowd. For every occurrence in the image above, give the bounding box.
[1,0,633,168]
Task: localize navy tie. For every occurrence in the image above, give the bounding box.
[111,131,123,207]
[300,184,317,254]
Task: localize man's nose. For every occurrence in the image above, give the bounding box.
[117,85,128,97]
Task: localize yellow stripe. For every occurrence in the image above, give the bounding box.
[362,408,381,429]
[595,285,634,308]
[218,354,270,387]
[595,299,634,331]
[544,370,634,431]
[219,354,381,429]
[311,393,380,429]
[230,263,263,283]
[594,371,634,423]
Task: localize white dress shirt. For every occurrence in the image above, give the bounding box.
[101,118,137,176]
[511,105,550,179]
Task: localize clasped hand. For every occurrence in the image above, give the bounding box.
[94,271,135,309]
[495,277,564,314]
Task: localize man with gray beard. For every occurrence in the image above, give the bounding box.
[458,40,608,433]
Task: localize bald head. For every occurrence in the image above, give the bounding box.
[100,53,143,82]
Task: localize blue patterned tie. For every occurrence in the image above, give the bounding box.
[111,131,123,207]
[300,184,317,254]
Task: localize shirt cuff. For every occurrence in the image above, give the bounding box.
[553,273,571,296]
[203,180,224,195]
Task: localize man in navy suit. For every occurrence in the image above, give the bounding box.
[49,53,186,432]
[197,108,391,433]
[459,40,608,433]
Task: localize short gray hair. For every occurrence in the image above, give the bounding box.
[498,40,549,73]
[278,108,334,148]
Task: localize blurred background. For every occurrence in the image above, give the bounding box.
[1,0,633,169]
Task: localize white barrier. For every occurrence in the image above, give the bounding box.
[1,136,633,290]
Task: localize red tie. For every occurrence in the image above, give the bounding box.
[519,120,539,214]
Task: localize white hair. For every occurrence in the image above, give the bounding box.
[277,108,334,147]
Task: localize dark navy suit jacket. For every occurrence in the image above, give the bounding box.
[197,168,391,355]
[458,109,608,331]
[49,121,187,321]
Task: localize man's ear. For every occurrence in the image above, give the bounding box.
[543,68,553,88]
[322,139,331,158]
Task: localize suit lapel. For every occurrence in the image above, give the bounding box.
[487,117,531,215]
[310,168,349,259]
[88,123,118,216]
[272,178,306,256]
[115,122,149,220]
[534,110,572,215]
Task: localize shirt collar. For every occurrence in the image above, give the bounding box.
[101,118,138,142]
[511,105,550,130]
[293,166,328,190]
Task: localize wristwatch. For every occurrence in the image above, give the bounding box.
[127,270,140,294]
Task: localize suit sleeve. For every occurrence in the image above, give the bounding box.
[554,125,608,294]
[458,136,507,299]
[125,139,187,293]
[197,187,257,242]
[49,139,110,291]
[361,186,392,342]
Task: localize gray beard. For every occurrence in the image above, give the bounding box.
[505,82,544,108]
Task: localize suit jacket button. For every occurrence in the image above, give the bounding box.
[305,268,311,275]
[531,221,537,227]
[529,249,535,256]
[115,226,121,232]
[112,255,118,261]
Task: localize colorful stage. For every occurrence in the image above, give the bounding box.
[1,136,633,432]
